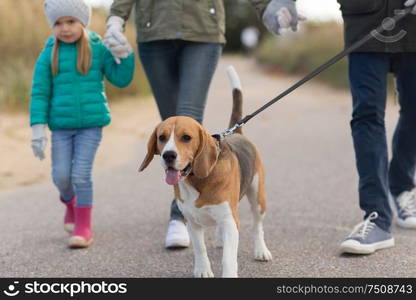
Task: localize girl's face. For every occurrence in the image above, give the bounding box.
[53,17,83,43]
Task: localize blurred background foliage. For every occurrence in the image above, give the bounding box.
[226,0,348,89]
[0,0,149,111]
[224,0,267,52]
[0,0,351,112]
[256,21,348,89]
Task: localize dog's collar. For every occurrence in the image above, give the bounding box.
[181,163,192,177]
[211,134,222,152]
[187,135,222,178]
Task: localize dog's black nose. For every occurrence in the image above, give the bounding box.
[163,151,177,163]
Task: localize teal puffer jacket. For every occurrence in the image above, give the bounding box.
[30,31,135,130]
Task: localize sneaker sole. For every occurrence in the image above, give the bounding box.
[165,239,190,249]
[340,238,395,255]
[397,218,416,229]
[68,236,93,248]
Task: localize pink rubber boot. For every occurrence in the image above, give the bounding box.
[68,206,93,248]
[61,196,76,233]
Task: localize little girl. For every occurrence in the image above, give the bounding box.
[30,0,134,248]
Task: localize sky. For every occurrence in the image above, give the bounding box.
[85,0,342,22]
[297,0,342,21]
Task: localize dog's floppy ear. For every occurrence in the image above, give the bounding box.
[139,127,159,172]
[193,127,219,178]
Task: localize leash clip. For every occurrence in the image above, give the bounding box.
[211,122,243,150]
[219,122,244,140]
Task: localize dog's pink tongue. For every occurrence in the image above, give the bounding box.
[165,169,180,185]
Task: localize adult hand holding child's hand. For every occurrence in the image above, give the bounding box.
[104,16,133,64]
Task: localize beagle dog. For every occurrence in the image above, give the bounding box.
[139,66,272,277]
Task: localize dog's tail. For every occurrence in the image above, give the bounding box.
[226,66,243,134]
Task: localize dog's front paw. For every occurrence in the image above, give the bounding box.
[194,266,214,278]
[254,246,273,261]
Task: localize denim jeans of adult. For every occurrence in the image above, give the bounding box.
[349,52,416,231]
[138,40,222,221]
[51,127,102,207]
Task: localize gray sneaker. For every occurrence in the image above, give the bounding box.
[340,212,394,254]
[395,189,416,229]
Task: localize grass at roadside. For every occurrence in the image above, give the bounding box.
[256,22,349,90]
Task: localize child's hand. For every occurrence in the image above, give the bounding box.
[104,16,133,64]
[31,124,47,160]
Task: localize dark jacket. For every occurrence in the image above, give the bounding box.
[338,0,416,52]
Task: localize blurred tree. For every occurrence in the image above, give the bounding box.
[224,0,267,52]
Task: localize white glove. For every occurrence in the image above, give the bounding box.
[262,0,306,35]
[405,0,416,14]
[31,124,47,160]
[104,16,133,64]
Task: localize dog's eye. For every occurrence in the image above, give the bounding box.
[182,135,192,142]
[159,135,167,142]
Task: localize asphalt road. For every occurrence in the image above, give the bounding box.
[1,56,415,278]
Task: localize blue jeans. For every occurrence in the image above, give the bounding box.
[138,40,222,123]
[51,127,102,207]
[138,40,222,221]
[349,52,416,231]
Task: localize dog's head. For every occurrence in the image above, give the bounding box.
[139,116,220,185]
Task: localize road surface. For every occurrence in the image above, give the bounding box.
[1,56,414,278]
